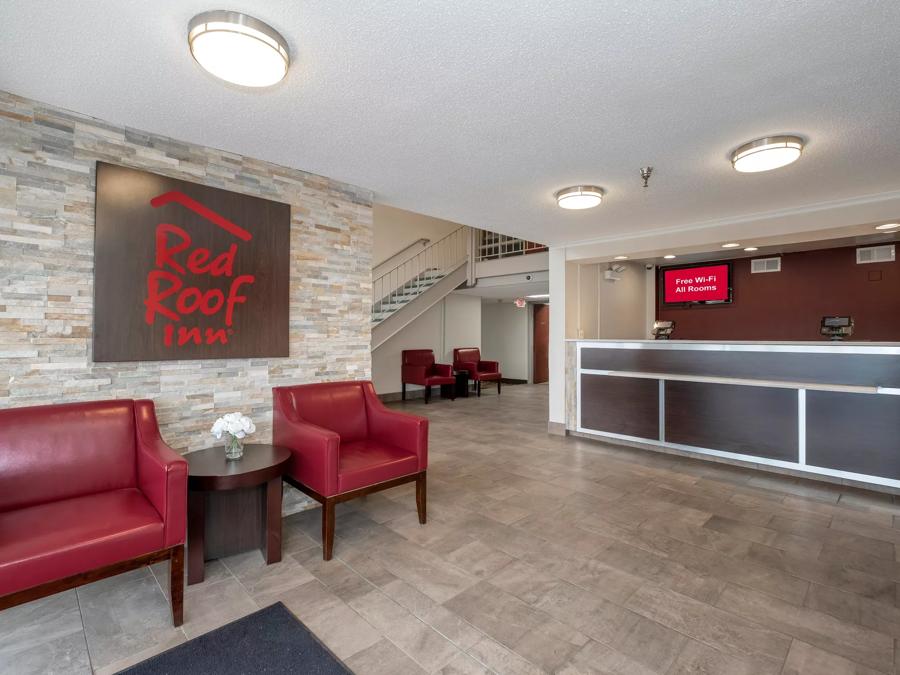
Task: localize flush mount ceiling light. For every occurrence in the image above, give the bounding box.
[721,242,742,248]
[875,223,900,230]
[731,135,804,173]
[526,294,550,299]
[663,254,676,259]
[744,247,759,252]
[613,255,629,260]
[555,186,604,210]
[188,11,290,87]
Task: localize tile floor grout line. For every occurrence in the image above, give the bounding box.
[73,588,95,675]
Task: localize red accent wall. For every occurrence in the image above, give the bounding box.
[656,245,900,341]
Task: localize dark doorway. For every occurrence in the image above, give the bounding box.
[533,303,549,383]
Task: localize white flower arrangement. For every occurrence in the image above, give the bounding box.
[210,412,256,440]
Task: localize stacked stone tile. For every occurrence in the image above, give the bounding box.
[0,90,373,470]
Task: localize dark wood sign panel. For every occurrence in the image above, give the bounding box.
[93,163,290,362]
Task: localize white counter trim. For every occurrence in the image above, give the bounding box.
[797,389,807,466]
[579,368,885,395]
[573,339,900,356]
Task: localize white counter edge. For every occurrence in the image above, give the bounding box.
[569,339,900,355]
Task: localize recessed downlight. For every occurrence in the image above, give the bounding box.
[875,223,900,231]
[663,254,676,260]
[722,243,742,248]
[744,247,759,252]
[613,255,629,260]
[731,135,804,173]
[188,11,290,87]
[555,186,604,210]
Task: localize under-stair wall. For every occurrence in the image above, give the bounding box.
[372,293,482,397]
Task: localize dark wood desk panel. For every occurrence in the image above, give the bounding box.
[665,380,798,461]
[580,374,659,440]
[806,391,900,479]
[581,347,900,388]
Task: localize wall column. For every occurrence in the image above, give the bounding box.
[548,246,567,435]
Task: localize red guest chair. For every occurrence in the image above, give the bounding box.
[0,400,187,626]
[401,349,456,403]
[273,381,428,560]
[453,347,502,397]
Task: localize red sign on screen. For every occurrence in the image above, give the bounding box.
[663,264,730,303]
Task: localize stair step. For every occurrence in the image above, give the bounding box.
[372,268,452,324]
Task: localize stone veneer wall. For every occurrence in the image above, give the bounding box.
[0,91,373,466]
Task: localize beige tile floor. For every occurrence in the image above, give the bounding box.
[4,383,900,673]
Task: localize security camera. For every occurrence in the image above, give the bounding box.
[645,264,654,271]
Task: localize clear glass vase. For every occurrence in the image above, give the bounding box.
[224,433,244,461]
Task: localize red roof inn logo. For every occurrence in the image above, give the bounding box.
[93,163,289,362]
[144,191,255,348]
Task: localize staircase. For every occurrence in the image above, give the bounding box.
[372,226,470,350]
[372,268,447,322]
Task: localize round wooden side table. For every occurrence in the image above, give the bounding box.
[186,443,292,585]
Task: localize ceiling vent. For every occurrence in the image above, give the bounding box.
[856,244,895,264]
[750,257,781,274]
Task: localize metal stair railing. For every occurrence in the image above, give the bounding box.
[372,226,468,322]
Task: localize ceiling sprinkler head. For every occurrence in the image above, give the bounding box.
[640,167,653,188]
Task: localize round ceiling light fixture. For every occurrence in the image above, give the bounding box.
[744,247,759,252]
[613,255,629,260]
[731,135,804,173]
[663,254,676,260]
[555,186,604,210]
[875,223,900,230]
[721,242,742,248]
[188,11,290,87]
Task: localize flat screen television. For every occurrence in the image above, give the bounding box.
[661,262,732,305]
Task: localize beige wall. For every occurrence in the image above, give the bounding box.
[565,261,580,339]
[371,293,482,395]
[597,262,649,338]
[373,204,463,266]
[0,91,373,455]
[570,261,648,339]
[481,300,530,381]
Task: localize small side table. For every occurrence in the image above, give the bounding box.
[454,370,470,398]
[187,444,291,585]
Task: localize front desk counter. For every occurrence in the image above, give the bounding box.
[569,339,900,490]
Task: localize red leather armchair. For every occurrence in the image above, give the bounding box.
[273,381,427,560]
[0,399,187,625]
[453,347,502,397]
[401,349,455,403]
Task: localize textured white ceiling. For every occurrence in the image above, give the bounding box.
[2,1,899,246]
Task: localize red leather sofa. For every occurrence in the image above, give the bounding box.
[401,349,455,403]
[0,400,187,625]
[453,347,502,397]
[273,381,427,560]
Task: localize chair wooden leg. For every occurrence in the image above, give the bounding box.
[498,379,502,395]
[322,499,335,561]
[424,386,430,404]
[477,380,481,397]
[170,545,184,627]
[416,472,427,524]
[402,383,406,401]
